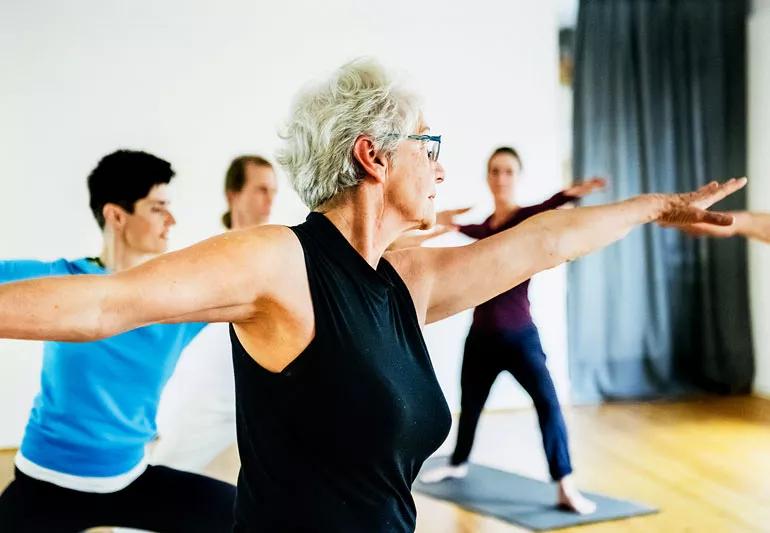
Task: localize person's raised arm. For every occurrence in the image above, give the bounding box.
[435,178,607,242]
[0,225,293,342]
[388,179,746,324]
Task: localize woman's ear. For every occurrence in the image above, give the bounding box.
[352,135,388,185]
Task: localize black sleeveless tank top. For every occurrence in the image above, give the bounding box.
[231,212,452,532]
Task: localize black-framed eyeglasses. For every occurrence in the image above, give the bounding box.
[385,134,442,162]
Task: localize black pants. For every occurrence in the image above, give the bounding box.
[450,326,573,481]
[0,465,235,532]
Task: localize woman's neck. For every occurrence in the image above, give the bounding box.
[320,187,415,268]
[493,198,519,218]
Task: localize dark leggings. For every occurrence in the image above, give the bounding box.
[0,464,235,532]
[450,326,573,481]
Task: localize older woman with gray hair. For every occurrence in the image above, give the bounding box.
[0,58,746,531]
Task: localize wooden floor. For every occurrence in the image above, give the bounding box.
[2,396,770,532]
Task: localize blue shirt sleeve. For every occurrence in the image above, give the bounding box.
[182,322,209,347]
[0,259,72,284]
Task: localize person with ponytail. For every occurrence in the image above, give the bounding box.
[152,155,277,474]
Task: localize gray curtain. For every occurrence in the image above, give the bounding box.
[569,0,752,402]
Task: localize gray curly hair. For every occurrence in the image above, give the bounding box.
[276,58,422,209]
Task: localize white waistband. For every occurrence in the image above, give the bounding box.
[14,451,148,493]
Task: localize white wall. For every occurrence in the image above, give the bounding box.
[749,0,770,396]
[0,0,564,446]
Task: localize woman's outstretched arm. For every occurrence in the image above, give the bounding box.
[389,179,746,324]
[0,225,294,341]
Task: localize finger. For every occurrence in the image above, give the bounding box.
[660,202,734,226]
[697,180,719,193]
[683,221,737,237]
[690,181,719,201]
[694,178,747,208]
[670,224,703,236]
[686,222,712,232]
[713,177,747,201]
[698,210,735,226]
[692,222,736,235]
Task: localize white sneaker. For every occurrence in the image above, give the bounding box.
[419,463,469,483]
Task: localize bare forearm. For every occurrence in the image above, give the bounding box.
[419,180,743,324]
[0,275,113,341]
[521,195,663,268]
[419,196,664,324]
[736,212,770,243]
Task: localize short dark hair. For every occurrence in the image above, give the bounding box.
[88,150,175,229]
[222,155,273,229]
[487,146,523,172]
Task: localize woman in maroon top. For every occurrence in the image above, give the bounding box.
[420,147,604,514]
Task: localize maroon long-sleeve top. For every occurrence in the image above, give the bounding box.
[459,191,577,334]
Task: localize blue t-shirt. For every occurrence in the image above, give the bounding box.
[0,258,205,477]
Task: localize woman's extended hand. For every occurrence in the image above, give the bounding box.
[654,178,747,227]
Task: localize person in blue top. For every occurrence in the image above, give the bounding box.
[0,150,235,532]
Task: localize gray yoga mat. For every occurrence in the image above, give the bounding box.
[413,457,657,531]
